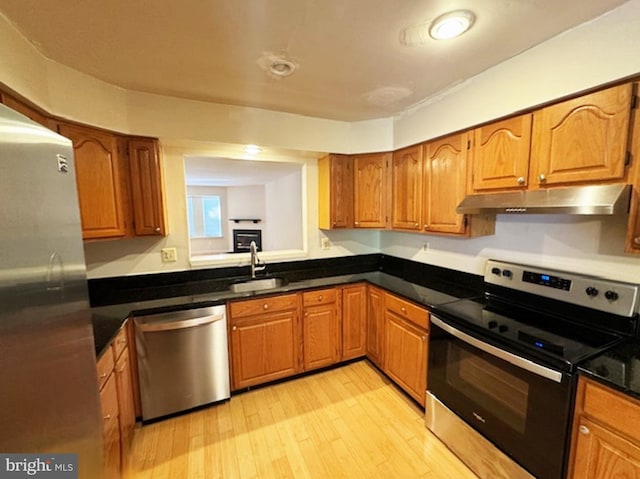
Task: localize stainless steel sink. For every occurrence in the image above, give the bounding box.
[228,277,287,293]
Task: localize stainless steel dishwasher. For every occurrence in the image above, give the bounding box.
[134,304,230,421]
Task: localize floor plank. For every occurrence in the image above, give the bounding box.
[125,360,478,479]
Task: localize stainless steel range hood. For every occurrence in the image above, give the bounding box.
[456,183,632,215]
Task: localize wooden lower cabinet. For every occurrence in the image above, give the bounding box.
[96,322,138,479]
[341,284,367,360]
[366,286,385,368]
[229,294,301,390]
[568,377,640,479]
[302,289,341,371]
[382,296,429,407]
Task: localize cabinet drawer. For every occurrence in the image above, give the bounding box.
[111,326,128,360]
[100,373,120,438]
[581,378,640,442]
[96,348,115,390]
[384,293,429,330]
[302,288,337,307]
[230,293,298,319]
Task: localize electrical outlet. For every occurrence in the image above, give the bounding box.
[161,247,177,262]
[321,237,330,250]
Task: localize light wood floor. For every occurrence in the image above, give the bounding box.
[125,360,478,479]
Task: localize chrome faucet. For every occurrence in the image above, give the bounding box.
[249,241,266,278]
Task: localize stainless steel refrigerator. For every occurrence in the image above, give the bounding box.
[0,104,102,476]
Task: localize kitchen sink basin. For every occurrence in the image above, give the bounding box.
[228,277,287,293]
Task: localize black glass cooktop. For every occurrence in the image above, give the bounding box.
[432,297,624,372]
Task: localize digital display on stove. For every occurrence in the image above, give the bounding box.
[522,271,571,291]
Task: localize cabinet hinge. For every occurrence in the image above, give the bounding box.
[467,140,471,150]
[463,216,468,228]
[625,151,632,167]
[632,94,638,110]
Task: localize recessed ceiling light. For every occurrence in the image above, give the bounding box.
[257,52,298,79]
[429,10,475,40]
[243,145,262,155]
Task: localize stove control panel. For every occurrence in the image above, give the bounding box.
[485,260,640,317]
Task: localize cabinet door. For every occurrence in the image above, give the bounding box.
[530,83,633,188]
[570,417,640,479]
[128,138,167,236]
[383,311,428,406]
[391,145,423,231]
[354,153,389,228]
[230,310,300,390]
[58,122,126,239]
[423,132,469,234]
[303,302,340,371]
[366,286,385,368]
[472,114,532,191]
[341,284,367,360]
[318,154,353,229]
[114,348,135,467]
[100,373,121,479]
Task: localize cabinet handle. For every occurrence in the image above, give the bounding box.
[634,237,640,245]
[517,176,525,185]
[99,372,108,379]
[414,222,419,227]
[232,326,237,331]
[579,425,590,435]
[354,221,359,226]
[401,307,406,313]
[318,295,323,301]
[424,224,429,230]
[422,336,427,342]
[538,173,547,183]
[103,414,111,421]
[263,304,269,310]
[116,366,126,373]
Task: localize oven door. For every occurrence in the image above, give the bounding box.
[428,315,573,479]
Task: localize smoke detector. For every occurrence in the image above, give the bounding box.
[258,53,298,79]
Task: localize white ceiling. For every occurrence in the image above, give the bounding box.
[0,0,629,121]
[185,156,302,187]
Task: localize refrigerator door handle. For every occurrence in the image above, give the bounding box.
[45,251,65,293]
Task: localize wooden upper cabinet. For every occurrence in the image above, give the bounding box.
[423,132,469,234]
[58,122,127,240]
[128,138,167,236]
[318,154,354,229]
[354,152,390,228]
[472,114,533,192]
[391,145,423,231]
[530,83,633,188]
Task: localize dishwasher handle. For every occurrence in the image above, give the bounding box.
[137,313,225,333]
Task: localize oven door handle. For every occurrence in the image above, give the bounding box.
[431,315,563,383]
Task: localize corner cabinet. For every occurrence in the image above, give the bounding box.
[341,284,367,360]
[58,122,127,240]
[354,152,390,228]
[568,377,640,479]
[318,154,354,229]
[128,138,167,236]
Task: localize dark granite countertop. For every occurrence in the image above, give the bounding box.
[578,339,640,401]
[91,270,471,358]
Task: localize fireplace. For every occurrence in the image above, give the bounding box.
[233,229,262,253]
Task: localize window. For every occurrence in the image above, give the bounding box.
[187,195,222,238]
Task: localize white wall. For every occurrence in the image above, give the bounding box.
[264,172,303,251]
